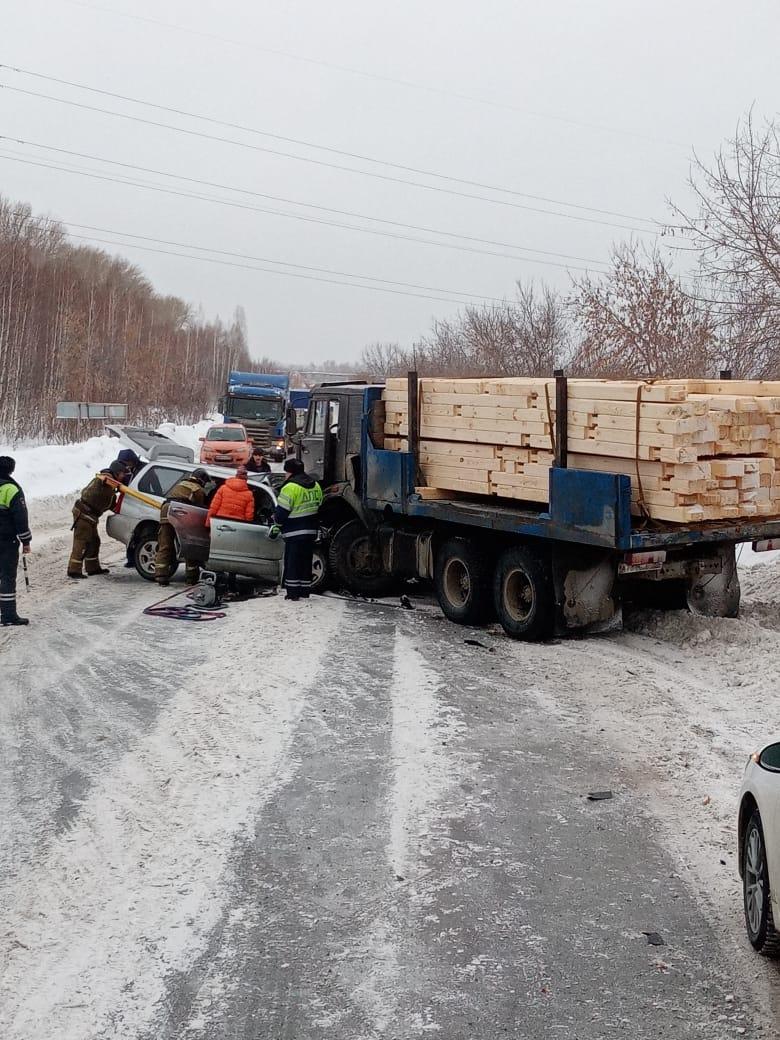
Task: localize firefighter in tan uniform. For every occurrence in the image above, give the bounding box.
[154,468,210,586]
[67,460,127,579]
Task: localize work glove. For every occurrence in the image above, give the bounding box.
[268,524,281,541]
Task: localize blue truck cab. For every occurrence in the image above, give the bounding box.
[221,371,291,460]
[298,381,780,640]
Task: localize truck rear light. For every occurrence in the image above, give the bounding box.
[752,539,780,552]
[618,550,666,574]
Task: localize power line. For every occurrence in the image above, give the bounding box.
[52,230,507,306]
[0,149,609,273]
[21,215,511,303]
[0,64,661,225]
[0,83,659,234]
[0,135,611,269]
[60,0,689,151]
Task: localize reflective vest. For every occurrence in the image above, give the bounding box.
[274,477,323,538]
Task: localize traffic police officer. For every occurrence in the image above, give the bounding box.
[271,458,323,600]
[68,460,127,579]
[0,456,32,626]
[154,468,210,586]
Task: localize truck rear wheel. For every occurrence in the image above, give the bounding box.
[329,519,393,597]
[493,545,554,641]
[434,537,492,625]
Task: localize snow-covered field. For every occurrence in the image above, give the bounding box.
[0,420,215,502]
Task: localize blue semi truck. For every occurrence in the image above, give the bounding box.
[221,373,311,460]
[297,378,780,639]
[220,371,289,460]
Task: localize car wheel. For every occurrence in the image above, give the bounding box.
[743,811,780,956]
[311,542,329,594]
[328,519,394,597]
[434,536,492,625]
[493,545,555,641]
[133,529,159,582]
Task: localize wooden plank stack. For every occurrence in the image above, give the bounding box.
[382,376,780,523]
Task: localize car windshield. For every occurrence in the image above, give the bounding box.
[227,397,283,422]
[206,427,245,442]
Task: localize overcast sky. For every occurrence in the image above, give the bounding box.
[2,0,778,364]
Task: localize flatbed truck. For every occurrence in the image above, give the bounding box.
[298,379,780,639]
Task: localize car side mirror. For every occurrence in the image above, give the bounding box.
[198,436,205,442]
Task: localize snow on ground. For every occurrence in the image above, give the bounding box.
[0,596,343,1040]
[0,418,217,502]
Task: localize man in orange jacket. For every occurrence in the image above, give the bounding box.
[206,466,255,527]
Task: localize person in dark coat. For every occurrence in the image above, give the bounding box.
[154,468,210,586]
[271,458,323,600]
[67,460,127,578]
[246,447,271,474]
[0,456,32,626]
[117,449,143,567]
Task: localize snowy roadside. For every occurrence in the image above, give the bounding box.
[0,594,344,1040]
[0,418,216,502]
[497,557,780,1015]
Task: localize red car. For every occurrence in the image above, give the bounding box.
[199,424,253,467]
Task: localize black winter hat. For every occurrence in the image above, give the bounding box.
[117,448,140,465]
[191,468,210,484]
[283,457,304,475]
[0,456,15,476]
[108,460,127,478]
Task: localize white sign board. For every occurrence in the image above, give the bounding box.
[56,402,129,420]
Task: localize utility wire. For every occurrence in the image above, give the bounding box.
[0,83,658,234]
[0,149,609,273]
[19,215,511,303]
[0,135,611,268]
[53,230,503,305]
[60,0,689,150]
[0,64,661,225]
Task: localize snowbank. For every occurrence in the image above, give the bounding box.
[0,419,216,501]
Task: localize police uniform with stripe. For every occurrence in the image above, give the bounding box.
[273,471,323,598]
[0,475,32,623]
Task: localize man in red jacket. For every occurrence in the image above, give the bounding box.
[206,466,255,527]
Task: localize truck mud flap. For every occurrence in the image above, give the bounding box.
[553,550,620,632]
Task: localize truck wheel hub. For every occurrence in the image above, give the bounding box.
[504,568,534,622]
[443,557,471,606]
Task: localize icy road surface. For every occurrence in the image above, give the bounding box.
[2,501,780,1038]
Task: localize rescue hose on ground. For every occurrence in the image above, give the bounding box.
[143,584,226,622]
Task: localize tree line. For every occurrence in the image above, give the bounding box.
[359,116,780,383]
[0,198,253,442]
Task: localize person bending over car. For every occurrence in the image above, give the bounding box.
[154,468,210,587]
[68,460,127,579]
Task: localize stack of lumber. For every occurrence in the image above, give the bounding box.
[382,377,780,523]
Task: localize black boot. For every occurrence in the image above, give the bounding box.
[1,615,29,626]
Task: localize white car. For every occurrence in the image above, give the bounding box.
[738,741,780,955]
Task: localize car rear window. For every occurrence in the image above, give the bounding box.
[206,427,245,442]
[138,466,188,497]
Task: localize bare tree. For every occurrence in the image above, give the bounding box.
[359,342,410,379]
[0,194,255,442]
[669,113,780,375]
[569,242,715,377]
[410,282,571,378]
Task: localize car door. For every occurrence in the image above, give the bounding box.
[166,502,211,562]
[207,483,283,582]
